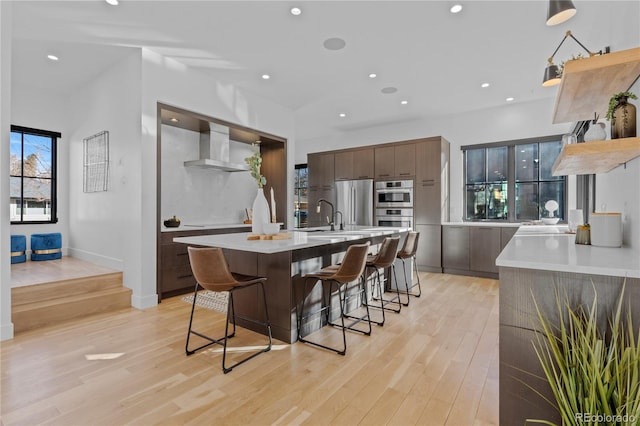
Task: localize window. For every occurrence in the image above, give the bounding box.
[463,136,566,222]
[10,125,60,224]
[294,164,308,228]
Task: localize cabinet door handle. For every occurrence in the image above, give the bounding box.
[358,175,369,178]
[378,174,390,177]
[399,173,411,176]
[422,183,435,187]
[421,179,435,183]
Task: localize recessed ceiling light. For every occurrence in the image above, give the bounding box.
[105,0,118,5]
[369,73,377,79]
[339,113,346,118]
[400,100,408,105]
[261,74,270,80]
[481,83,490,88]
[450,4,463,13]
[323,37,346,51]
[170,117,179,123]
[290,7,302,16]
[381,87,398,94]
[506,97,515,102]
[47,54,59,61]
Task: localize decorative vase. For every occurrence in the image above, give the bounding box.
[611,96,637,139]
[584,121,606,142]
[252,187,270,235]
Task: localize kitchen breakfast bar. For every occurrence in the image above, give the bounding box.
[174,226,411,343]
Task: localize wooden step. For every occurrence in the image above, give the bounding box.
[11,272,124,306]
[12,286,132,333]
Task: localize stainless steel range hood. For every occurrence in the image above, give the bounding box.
[183,122,249,172]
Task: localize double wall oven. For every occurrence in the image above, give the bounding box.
[375,180,414,228]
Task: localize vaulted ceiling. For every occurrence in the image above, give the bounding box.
[10,1,640,140]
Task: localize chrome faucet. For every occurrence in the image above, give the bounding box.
[316,199,335,231]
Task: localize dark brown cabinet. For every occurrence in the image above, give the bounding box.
[374,146,395,179]
[442,225,470,271]
[334,148,374,180]
[415,224,442,269]
[308,152,334,188]
[158,227,248,300]
[374,144,416,179]
[469,227,501,274]
[394,144,416,177]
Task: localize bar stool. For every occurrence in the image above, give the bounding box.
[364,236,401,325]
[185,246,272,374]
[396,231,421,306]
[298,242,370,355]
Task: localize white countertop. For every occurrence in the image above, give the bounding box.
[496,225,640,278]
[162,223,252,232]
[173,226,411,254]
[442,221,522,228]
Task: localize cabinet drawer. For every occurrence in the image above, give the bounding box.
[442,226,470,270]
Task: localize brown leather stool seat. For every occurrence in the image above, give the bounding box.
[185,246,272,374]
[396,231,421,305]
[298,242,370,355]
[364,236,402,325]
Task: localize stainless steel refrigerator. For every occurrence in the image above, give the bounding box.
[335,179,374,227]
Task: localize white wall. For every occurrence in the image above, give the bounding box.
[1,1,14,340]
[66,49,143,301]
[160,125,257,224]
[10,84,70,255]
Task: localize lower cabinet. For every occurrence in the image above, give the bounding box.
[415,224,441,271]
[158,227,248,300]
[442,225,470,271]
[469,227,501,274]
[443,224,518,278]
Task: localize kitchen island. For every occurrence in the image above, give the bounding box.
[174,226,411,343]
[496,225,640,425]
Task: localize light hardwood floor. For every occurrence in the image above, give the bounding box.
[1,272,499,426]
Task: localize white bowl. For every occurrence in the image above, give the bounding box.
[262,222,281,235]
[541,217,560,225]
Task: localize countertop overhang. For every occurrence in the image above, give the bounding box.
[496,225,640,278]
[173,226,411,254]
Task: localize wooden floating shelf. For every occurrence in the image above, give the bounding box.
[552,47,640,124]
[552,137,640,176]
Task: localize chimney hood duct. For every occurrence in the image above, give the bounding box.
[183,122,250,172]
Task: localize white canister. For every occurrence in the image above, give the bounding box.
[590,212,622,247]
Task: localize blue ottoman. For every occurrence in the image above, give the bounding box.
[31,233,62,261]
[11,235,27,264]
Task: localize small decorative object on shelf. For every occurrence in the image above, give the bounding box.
[164,215,181,228]
[575,224,591,245]
[584,113,607,141]
[606,91,637,139]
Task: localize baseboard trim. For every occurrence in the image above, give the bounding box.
[67,248,124,271]
[131,293,158,310]
[0,322,15,341]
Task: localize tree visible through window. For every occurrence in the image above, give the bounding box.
[10,126,60,223]
[463,136,566,222]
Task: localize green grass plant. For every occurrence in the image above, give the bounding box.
[526,283,640,425]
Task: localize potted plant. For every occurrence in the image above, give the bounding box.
[606,91,637,139]
[245,145,269,234]
[526,284,640,425]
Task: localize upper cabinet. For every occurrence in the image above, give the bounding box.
[307,152,334,188]
[551,47,640,175]
[334,148,374,180]
[374,144,416,179]
[552,47,640,124]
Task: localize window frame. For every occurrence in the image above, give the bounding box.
[10,125,60,224]
[462,134,567,223]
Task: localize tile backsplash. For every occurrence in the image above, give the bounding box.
[161,124,258,225]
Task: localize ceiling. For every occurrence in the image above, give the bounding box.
[9,1,640,141]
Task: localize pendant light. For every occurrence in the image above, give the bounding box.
[546,0,577,26]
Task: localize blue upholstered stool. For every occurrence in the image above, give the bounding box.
[31,233,62,261]
[11,235,27,264]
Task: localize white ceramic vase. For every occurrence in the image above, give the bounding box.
[252,187,270,235]
[584,122,606,141]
